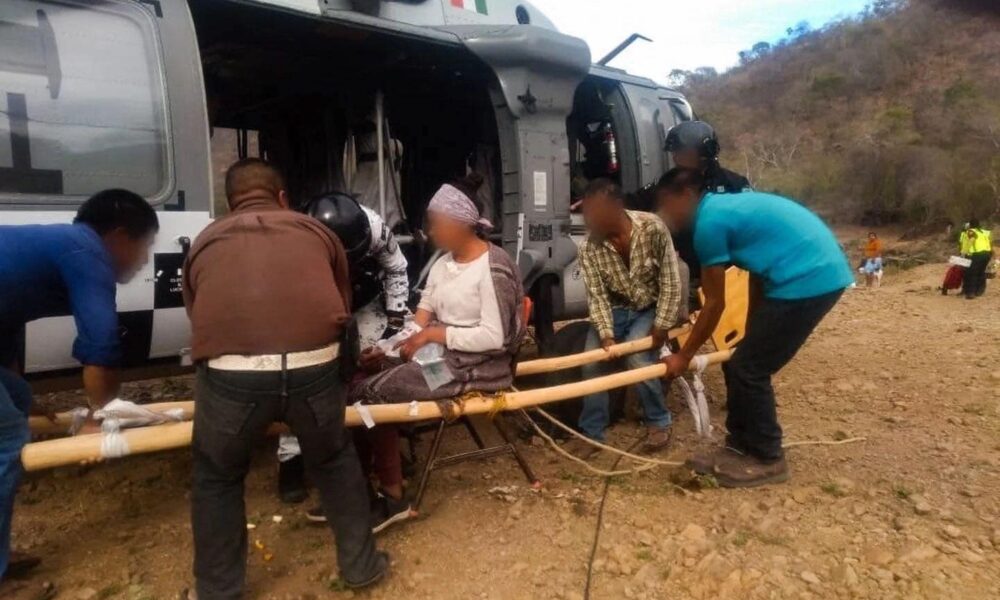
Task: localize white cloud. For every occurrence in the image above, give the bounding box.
[529,0,870,82]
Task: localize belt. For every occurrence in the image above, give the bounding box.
[207,343,340,372]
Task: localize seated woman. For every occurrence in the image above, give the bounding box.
[346,174,526,532]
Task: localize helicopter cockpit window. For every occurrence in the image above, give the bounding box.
[0,0,171,205]
[515,5,531,24]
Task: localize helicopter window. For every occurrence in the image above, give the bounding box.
[515,5,531,24]
[0,0,171,205]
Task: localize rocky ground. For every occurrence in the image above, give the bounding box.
[3,261,999,600]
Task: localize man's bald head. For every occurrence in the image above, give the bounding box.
[224,158,288,209]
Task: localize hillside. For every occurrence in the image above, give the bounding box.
[677,0,1000,227]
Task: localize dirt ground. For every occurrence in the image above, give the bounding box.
[3,260,999,600]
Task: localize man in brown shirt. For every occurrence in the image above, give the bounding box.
[183,159,386,598]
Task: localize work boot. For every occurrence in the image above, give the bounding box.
[278,455,308,504]
[685,445,743,475]
[641,425,673,454]
[3,552,41,579]
[564,437,602,461]
[712,452,789,488]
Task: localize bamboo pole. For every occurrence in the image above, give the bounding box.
[21,350,730,472]
[515,323,690,377]
[28,327,691,437]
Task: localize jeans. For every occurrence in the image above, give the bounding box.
[192,361,381,599]
[0,368,31,580]
[578,308,671,441]
[723,290,843,461]
[963,252,991,297]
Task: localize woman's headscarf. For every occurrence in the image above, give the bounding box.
[427,184,493,231]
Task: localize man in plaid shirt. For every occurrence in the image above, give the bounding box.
[572,179,683,456]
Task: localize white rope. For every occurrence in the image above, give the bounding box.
[659,346,713,439]
[353,401,376,429]
[85,399,187,459]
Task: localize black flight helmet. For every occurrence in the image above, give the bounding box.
[304,192,371,263]
[664,120,720,160]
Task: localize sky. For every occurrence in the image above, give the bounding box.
[530,0,873,80]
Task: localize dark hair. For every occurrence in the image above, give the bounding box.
[225,158,286,200]
[450,172,489,238]
[451,172,486,211]
[968,218,980,229]
[656,167,704,196]
[74,189,159,238]
[582,178,625,202]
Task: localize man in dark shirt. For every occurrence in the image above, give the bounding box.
[182,159,387,598]
[0,189,158,580]
[665,120,751,279]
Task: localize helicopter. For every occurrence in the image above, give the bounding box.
[0,0,694,375]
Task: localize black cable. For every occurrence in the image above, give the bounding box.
[583,435,645,600]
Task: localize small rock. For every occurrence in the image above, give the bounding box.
[872,567,894,584]
[865,547,895,566]
[680,524,706,541]
[800,571,821,585]
[913,502,933,516]
[899,544,939,563]
[76,589,99,600]
[941,525,962,540]
[833,563,859,587]
[792,489,811,504]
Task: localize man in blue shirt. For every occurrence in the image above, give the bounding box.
[656,168,852,488]
[0,189,158,581]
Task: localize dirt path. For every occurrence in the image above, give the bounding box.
[4,262,999,600]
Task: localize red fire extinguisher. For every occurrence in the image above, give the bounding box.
[604,124,619,174]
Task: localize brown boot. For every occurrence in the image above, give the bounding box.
[564,437,602,461]
[641,425,673,454]
[712,452,789,488]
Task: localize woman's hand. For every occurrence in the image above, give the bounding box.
[395,327,447,362]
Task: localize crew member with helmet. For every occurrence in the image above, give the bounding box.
[276,192,410,505]
[664,121,751,283]
[665,120,751,196]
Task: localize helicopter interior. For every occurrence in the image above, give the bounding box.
[191,2,504,276]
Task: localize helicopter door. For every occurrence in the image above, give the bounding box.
[0,0,210,372]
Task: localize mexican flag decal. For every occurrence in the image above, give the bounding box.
[451,0,488,15]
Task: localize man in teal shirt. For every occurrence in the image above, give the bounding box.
[656,168,852,488]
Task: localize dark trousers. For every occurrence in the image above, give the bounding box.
[722,290,843,461]
[963,252,991,297]
[192,361,380,599]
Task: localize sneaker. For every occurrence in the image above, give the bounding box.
[712,452,789,488]
[3,552,41,579]
[371,491,415,535]
[563,437,603,461]
[278,455,308,505]
[342,551,390,589]
[641,425,673,454]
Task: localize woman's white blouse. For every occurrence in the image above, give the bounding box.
[417,252,505,353]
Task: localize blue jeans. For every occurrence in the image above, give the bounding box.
[578,308,671,441]
[0,368,31,580]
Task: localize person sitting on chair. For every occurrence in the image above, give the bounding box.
[309,173,527,534]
